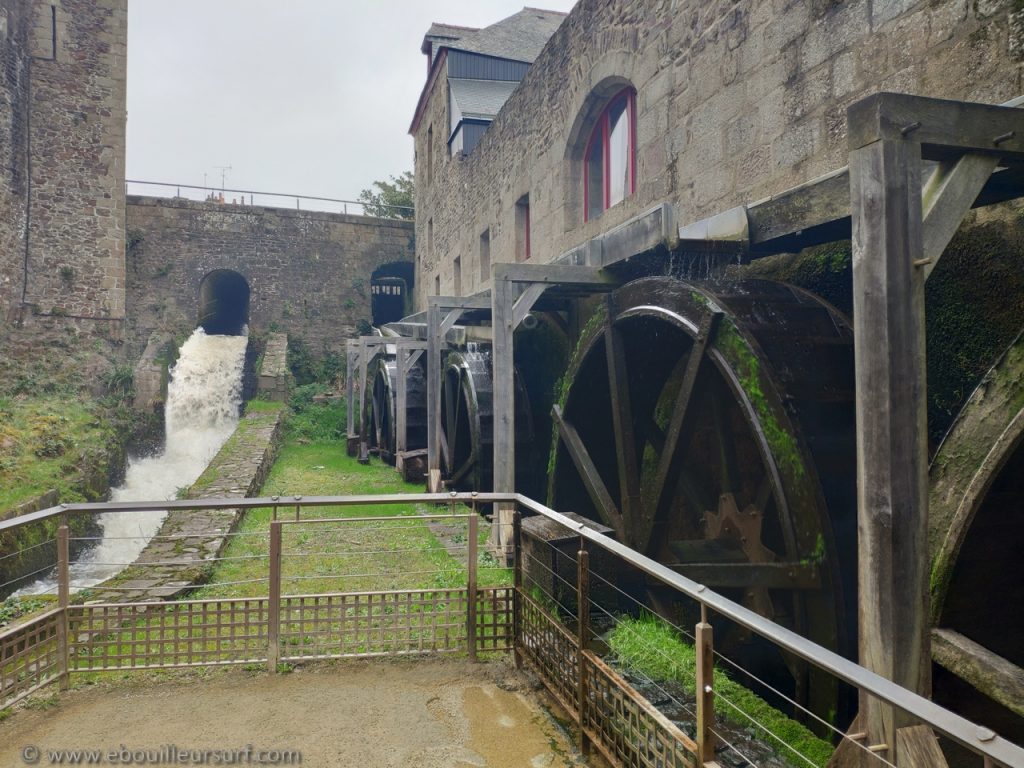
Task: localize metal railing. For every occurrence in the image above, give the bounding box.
[124,179,414,218]
[1,492,1021,767]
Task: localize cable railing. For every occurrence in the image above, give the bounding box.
[0,491,1021,767]
[124,179,414,218]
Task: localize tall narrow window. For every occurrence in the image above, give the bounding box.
[427,218,434,257]
[584,88,636,221]
[434,274,441,295]
[426,124,434,184]
[479,229,491,283]
[515,195,531,262]
[453,256,462,296]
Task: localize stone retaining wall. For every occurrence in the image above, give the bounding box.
[85,404,285,603]
[256,333,289,402]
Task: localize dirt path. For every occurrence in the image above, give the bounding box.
[0,658,582,767]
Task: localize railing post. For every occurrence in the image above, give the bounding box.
[268,520,282,673]
[467,511,478,662]
[57,521,70,691]
[696,605,716,764]
[512,507,523,670]
[577,540,591,756]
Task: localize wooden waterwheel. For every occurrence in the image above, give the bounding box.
[549,276,857,723]
[439,345,534,492]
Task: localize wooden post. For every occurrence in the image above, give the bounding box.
[358,338,370,459]
[467,512,478,662]
[576,542,591,756]
[490,273,515,554]
[346,342,358,456]
[512,508,523,670]
[427,301,442,492]
[268,520,282,673]
[57,522,70,691]
[849,135,930,755]
[396,344,409,472]
[696,608,716,764]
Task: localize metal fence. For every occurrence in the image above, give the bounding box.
[1,492,1022,768]
[124,180,413,218]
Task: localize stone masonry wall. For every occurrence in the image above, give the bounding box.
[125,196,415,357]
[0,0,29,319]
[413,0,1023,308]
[0,0,126,328]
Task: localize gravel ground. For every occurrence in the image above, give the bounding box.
[0,658,583,767]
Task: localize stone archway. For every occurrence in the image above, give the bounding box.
[198,270,250,335]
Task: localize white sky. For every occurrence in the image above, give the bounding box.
[126,1,578,203]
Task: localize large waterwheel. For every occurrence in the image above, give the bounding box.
[549,276,857,723]
[363,350,427,465]
[439,345,534,492]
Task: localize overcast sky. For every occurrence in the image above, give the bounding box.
[126,1,578,205]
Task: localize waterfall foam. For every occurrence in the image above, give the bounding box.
[22,328,248,593]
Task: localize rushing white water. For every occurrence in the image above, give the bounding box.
[23,328,248,594]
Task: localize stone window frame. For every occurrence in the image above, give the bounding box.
[563,76,638,228]
[583,87,636,221]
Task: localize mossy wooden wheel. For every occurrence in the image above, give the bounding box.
[440,346,533,492]
[364,351,427,464]
[549,276,856,724]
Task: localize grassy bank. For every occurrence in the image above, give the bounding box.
[0,396,125,513]
[194,388,508,599]
[608,613,834,767]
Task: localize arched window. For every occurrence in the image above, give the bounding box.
[584,87,636,221]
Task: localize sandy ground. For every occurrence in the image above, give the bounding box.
[0,658,583,767]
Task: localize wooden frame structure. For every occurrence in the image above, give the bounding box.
[369,91,1024,765]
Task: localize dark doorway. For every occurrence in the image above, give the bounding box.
[198,270,250,335]
[370,262,414,327]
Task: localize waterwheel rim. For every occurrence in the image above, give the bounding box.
[549,276,853,725]
[441,353,481,488]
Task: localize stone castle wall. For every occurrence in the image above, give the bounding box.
[0,0,126,329]
[0,0,31,319]
[125,196,415,355]
[413,0,1023,308]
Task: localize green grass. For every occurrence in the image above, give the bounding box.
[192,441,509,599]
[608,613,834,768]
[0,396,121,512]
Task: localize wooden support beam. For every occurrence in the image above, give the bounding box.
[395,344,410,462]
[428,294,492,311]
[493,262,618,287]
[848,92,1024,159]
[490,274,515,553]
[346,341,358,440]
[921,154,999,278]
[932,628,1024,718]
[896,725,949,768]
[747,167,851,249]
[659,561,821,590]
[849,136,930,754]
[512,283,548,329]
[426,303,446,492]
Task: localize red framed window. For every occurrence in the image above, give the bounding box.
[584,88,636,221]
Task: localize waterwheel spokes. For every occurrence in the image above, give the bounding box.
[551,403,626,535]
[650,310,722,535]
[603,301,643,541]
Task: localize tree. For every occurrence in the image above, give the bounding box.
[358,171,414,219]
